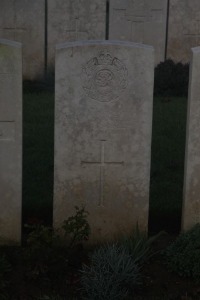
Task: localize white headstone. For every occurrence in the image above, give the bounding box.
[0,0,45,80]
[0,39,22,244]
[167,0,200,63]
[182,47,200,230]
[109,0,168,65]
[47,0,106,71]
[54,40,154,243]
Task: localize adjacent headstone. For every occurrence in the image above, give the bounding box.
[47,0,106,71]
[167,0,200,63]
[54,40,154,243]
[182,47,200,230]
[0,39,22,244]
[109,0,168,65]
[0,0,45,80]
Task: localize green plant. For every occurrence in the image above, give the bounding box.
[0,253,11,299]
[24,224,67,280]
[122,225,165,265]
[164,224,200,280]
[62,206,90,248]
[80,243,140,300]
[25,224,55,247]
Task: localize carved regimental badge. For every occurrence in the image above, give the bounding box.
[82,51,128,102]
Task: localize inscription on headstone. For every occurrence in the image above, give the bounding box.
[54,41,154,243]
[47,0,106,70]
[0,0,45,80]
[109,0,167,65]
[167,0,200,62]
[2,27,26,40]
[0,39,22,244]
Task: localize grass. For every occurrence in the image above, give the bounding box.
[149,97,187,233]
[23,90,54,225]
[22,90,188,233]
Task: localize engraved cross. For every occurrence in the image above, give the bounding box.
[150,9,163,22]
[3,26,26,40]
[185,19,200,44]
[65,0,88,40]
[125,8,146,42]
[65,17,88,40]
[81,140,124,207]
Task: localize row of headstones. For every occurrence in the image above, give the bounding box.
[0,38,199,245]
[0,0,200,80]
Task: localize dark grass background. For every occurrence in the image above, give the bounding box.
[22,88,187,234]
[149,97,187,234]
[23,90,54,225]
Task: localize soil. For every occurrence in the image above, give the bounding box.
[2,234,200,300]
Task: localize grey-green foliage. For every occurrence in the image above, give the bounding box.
[37,296,77,300]
[38,296,63,300]
[122,226,165,265]
[164,224,200,280]
[80,243,140,300]
[0,253,11,299]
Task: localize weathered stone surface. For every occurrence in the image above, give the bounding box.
[167,0,200,63]
[109,0,167,65]
[47,0,106,71]
[0,39,22,244]
[54,41,154,243]
[182,47,200,230]
[0,0,45,80]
